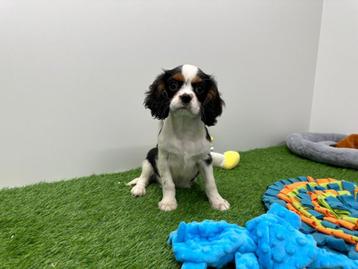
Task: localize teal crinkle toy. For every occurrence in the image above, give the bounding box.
[168,203,358,269]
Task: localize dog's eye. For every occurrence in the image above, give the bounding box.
[168,80,179,91]
[194,84,205,95]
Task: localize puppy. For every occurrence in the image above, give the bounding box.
[127,64,230,211]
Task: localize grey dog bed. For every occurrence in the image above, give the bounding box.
[286,132,358,169]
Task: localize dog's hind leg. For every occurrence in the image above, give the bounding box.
[211,152,225,168]
[127,160,154,197]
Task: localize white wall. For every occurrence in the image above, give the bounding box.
[0,0,323,187]
[310,0,358,134]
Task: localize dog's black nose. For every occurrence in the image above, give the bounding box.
[180,94,192,104]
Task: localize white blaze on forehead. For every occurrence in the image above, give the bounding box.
[181,64,198,81]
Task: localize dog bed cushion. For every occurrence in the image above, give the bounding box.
[286,132,358,169]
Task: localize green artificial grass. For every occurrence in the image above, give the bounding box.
[1,146,358,269]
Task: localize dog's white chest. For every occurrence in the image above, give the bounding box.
[158,136,208,187]
[167,152,200,188]
[157,116,211,187]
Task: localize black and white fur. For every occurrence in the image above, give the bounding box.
[127,64,229,211]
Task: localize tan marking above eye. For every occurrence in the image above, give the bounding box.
[172,73,185,82]
[192,76,203,83]
[192,81,202,87]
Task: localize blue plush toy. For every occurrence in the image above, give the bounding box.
[168,203,358,269]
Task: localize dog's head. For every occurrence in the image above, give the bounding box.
[144,64,224,126]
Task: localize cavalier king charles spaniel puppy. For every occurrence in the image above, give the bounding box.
[127,64,229,211]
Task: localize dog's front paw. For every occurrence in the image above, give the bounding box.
[127,177,140,186]
[131,184,146,197]
[158,199,177,211]
[210,196,230,211]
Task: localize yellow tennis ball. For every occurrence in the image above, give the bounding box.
[222,151,240,169]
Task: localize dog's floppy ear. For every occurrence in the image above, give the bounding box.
[201,77,224,126]
[144,72,170,120]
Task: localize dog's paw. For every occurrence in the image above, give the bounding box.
[131,184,146,197]
[127,177,140,186]
[210,197,230,211]
[158,199,177,211]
